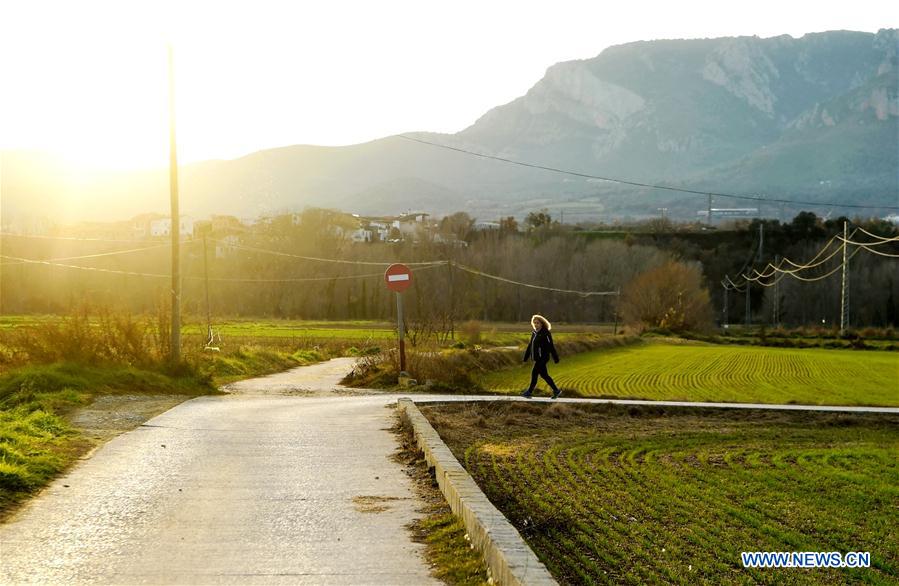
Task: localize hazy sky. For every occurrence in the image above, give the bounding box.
[1,0,895,169]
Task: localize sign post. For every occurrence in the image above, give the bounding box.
[384,263,413,373]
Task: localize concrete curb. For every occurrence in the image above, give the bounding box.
[397,398,557,586]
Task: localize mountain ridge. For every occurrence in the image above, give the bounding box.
[2,29,896,225]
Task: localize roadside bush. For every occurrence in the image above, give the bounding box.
[460,321,482,345]
[10,305,167,367]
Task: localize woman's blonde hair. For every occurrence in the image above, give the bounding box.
[530,314,551,331]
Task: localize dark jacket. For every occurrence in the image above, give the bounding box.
[523,329,559,363]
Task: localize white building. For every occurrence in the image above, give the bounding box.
[150,216,195,238]
[215,234,240,258]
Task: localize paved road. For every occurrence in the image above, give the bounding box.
[0,360,438,585]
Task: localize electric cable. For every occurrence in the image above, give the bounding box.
[398,135,899,211]
[856,226,899,242]
[218,240,448,267]
[0,242,175,266]
[453,263,618,297]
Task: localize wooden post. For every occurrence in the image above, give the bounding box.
[203,232,211,343]
[168,44,181,363]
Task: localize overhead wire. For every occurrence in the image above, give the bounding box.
[453,263,618,297]
[750,238,844,279]
[0,232,159,243]
[398,135,899,211]
[744,248,862,286]
[203,262,446,283]
[218,239,447,267]
[856,226,899,242]
[0,253,448,284]
[837,235,899,246]
[722,275,747,292]
[0,242,175,266]
[0,255,170,278]
[851,244,899,258]
[3,247,614,295]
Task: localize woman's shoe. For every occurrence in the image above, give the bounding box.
[551,389,562,399]
[521,390,533,398]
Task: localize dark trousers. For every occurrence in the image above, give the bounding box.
[528,359,559,393]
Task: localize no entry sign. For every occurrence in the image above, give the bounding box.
[385,263,413,293]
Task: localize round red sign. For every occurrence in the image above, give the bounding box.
[384,263,413,292]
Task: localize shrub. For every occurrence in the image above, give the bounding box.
[620,261,714,333]
[460,321,482,345]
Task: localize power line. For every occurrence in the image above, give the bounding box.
[0,254,447,283]
[3,248,616,296]
[748,227,899,282]
[204,263,446,283]
[722,275,747,292]
[856,226,899,242]
[750,241,843,279]
[219,240,447,267]
[453,262,618,297]
[0,242,176,266]
[398,135,899,211]
[837,235,899,246]
[850,244,899,258]
[0,232,166,244]
[743,248,862,286]
[0,255,170,278]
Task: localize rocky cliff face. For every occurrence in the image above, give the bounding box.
[460,29,896,191]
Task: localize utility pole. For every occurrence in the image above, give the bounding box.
[168,44,181,363]
[447,260,455,340]
[202,231,212,344]
[773,255,780,327]
[840,221,849,335]
[723,279,729,327]
[613,288,620,335]
[745,281,751,328]
[757,223,764,263]
[707,194,712,227]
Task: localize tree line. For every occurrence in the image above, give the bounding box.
[2,209,896,329]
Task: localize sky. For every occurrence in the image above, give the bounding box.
[1,0,895,170]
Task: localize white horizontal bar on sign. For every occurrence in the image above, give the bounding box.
[387,274,410,282]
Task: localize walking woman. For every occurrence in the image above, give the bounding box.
[522,314,561,399]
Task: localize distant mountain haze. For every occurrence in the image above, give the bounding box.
[2,29,896,224]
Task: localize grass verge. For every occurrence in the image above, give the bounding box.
[392,412,489,586]
[0,361,214,518]
[420,401,899,585]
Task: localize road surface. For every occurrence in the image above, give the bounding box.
[0,359,438,585]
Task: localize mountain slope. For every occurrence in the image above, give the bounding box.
[2,29,896,225]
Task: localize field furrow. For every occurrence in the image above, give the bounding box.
[480,342,899,406]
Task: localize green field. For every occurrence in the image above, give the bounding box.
[182,320,396,340]
[422,402,899,585]
[480,341,899,406]
[0,316,547,347]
